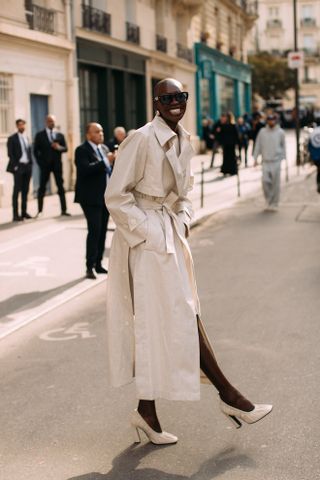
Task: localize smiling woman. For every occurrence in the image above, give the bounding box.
[105,78,272,446]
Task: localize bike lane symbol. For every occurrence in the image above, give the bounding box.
[39,322,96,341]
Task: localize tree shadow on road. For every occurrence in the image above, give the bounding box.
[66,443,255,480]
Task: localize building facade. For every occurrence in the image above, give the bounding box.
[75,0,201,142]
[0,0,256,207]
[190,0,257,136]
[253,0,320,108]
[0,0,77,207]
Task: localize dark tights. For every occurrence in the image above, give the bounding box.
[138,317,254,432]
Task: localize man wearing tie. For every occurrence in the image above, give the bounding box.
[34,114,70,217]
[6,119,33,222]
[74,123,114,279]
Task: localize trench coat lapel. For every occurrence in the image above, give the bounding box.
[152,115,194,195]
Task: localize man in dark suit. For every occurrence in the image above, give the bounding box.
[33,114,70,217]
[74,123,114,279]
[7,119,32,222]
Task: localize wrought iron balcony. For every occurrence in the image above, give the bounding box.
[234,0,258,16]
[25,2,55,35]
[300,18,316,28]
[177,43,193,63]
[82,4,111,35]
[266,18,283,29]
[126,22,140,44]
[156,34,167,53]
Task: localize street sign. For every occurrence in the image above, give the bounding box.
[288,51,304,69]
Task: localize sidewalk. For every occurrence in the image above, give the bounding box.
[0,130,316,340]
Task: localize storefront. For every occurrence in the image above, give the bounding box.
[77,38,147,140]
[194,43,252,137]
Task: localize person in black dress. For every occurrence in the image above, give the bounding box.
[216,113,239,176]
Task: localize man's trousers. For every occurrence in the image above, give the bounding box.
[38,161,67,213]
[262,161,281,207]
[12,164,32,217]
[80,204,110,270]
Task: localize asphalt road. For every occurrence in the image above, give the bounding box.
[1,173,319,480]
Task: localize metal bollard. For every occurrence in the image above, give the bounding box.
[200,161,204,208]
[285,158,289,183]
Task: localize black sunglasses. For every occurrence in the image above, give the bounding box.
[154,92,189,105]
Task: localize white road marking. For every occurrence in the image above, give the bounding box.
[0,225,66,254]
[0,276,106,340]
[15,256,52,277]
[0,256,52,277]
[39,322,96,341]
[0,272,28,277]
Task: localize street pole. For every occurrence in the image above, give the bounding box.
[293,0,301,172]
[200,161,204,208]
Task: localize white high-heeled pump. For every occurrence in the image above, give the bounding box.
[131,409,178,445]
[220,400,273,429]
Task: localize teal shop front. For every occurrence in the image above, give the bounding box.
[194,43,252,137]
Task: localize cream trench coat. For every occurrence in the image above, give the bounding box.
[105,115,207,401]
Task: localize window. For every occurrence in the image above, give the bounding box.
[0,74,13,136]
[269,35,280,50]
[268,6,279,17]
[218,75,235,114]
[303,34,315,51]
[125,0,136,22]
[302,4,313,19]
[79,67,100,139]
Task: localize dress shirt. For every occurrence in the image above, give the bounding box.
[18,132,30,164]
[46,128,56,143]
[88,141,112,176]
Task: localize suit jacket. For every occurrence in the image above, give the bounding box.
[6,132,32,173]
[74,141,111,206]
[33,129,68,168]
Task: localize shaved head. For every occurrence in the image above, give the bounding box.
[86,122,104,145]
[154,78,183,98]
[46,114,56,129]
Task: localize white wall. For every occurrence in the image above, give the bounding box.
[0,39,70,207]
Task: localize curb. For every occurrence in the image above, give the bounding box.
[0,166,315,341]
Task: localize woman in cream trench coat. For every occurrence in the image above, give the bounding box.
[105,79,272,444]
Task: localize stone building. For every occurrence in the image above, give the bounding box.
[190,0,258,135]
[0,0,257,207]
[0,0,77,207]
[253,0,320,108]
[75,0,202,141]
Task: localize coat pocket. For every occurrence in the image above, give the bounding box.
[144,210,166,253]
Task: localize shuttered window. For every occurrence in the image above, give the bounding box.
[0,74,13,136]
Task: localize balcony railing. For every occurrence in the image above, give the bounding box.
[177,43,193,63]
[303,47,320,57]
[82,4,111,35]
[156,34,167,53]
[266,18,283,29]
[25,2,55,34]
[234,0,258,16]
[126,22,140,44]
[300,17,316,27]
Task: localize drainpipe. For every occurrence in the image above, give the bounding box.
[64,0,80,189]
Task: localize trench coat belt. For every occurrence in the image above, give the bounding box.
[134,191,180,254]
